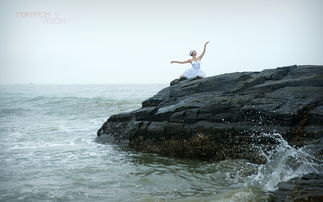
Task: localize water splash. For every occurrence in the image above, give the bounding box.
[246,133,321,192]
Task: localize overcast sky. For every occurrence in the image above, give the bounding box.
[1,0,322,84]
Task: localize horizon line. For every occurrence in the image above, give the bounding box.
[0,83,169,86]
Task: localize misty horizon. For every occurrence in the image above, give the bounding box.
[1,0,323,84]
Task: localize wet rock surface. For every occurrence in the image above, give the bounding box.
[270,173,323,202]
[97,65,323,163]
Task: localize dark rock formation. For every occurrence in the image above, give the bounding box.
[270,173,323,202]
[97,65,323,163]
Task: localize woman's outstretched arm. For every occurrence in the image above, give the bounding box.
[198,41,210,60]
[170,59,191,64]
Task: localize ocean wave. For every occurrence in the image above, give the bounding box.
[1,95,142,118]
[0,108,33,117]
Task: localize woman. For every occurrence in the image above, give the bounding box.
[170,41,209,79]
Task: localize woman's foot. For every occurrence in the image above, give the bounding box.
[179,76,187,81]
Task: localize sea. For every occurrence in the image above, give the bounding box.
[0,84,321,202]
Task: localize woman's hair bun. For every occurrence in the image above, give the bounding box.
[189,50,195,56]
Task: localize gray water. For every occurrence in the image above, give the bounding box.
[0,84,320,202]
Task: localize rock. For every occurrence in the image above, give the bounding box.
[97,65,323,163]
[270,173,323,201]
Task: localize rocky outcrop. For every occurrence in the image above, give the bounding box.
[270,173,323,202]
[97,65,323,163]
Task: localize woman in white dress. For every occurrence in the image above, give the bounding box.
[171,41,209,79]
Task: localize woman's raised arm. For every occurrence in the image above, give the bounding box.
[198,41,210,60]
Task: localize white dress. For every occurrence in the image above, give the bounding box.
[183,60,206,79]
